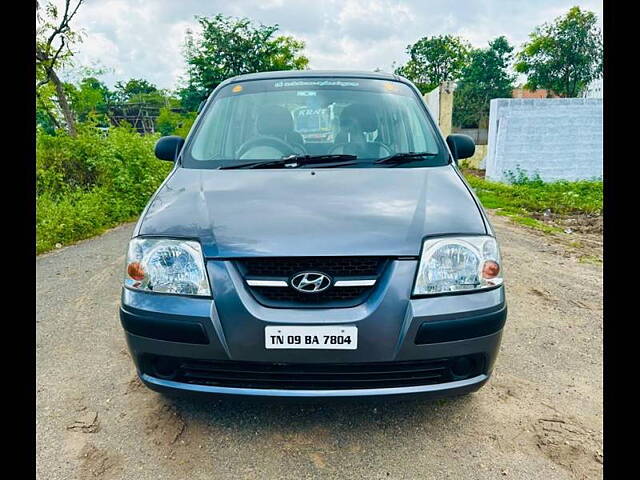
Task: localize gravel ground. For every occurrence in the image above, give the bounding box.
[36,213,603,479]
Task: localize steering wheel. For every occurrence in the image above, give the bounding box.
[236,136,305,159]
[328,142,393,158]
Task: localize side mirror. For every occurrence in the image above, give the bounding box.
[154,136,185,162]
[446,134,475,162]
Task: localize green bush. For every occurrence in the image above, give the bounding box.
[156,107,197,137]
[36,124,172,254]
[173,112,197,138]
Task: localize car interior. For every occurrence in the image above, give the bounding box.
[189,86,438,162]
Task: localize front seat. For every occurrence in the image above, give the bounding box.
[334,103,385,158]
[256,105,305,147]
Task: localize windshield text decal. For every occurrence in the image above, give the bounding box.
[274,80,360,88]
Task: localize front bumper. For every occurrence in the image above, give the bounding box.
[139,372,490,399]
[120,258,506,398]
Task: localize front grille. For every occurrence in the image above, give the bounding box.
[144,355,484,390]
[251,285,370,304]
[235,257,389,308]
[240,257,384,277]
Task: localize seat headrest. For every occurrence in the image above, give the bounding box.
[257,105,295,137]
[339,103,378,132]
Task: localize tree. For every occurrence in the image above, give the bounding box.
[36,83,61,134]
[268,36,310,71]
[66,76,111,125]
[514,6,603,98]
[114,78,158,102]
[453,36,515,128]
[178,14,309,110]
[112,78,176,114]
[36,0,85,137]
[395,35,471,94]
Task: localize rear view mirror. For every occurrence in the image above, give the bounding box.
[446,134,475,162]
[154,136,185,162]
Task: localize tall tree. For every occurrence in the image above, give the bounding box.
[178,14,309,110]
[36,83,61,134]
[36,0,85,137]
[514,6,603,98]
[453,36,515,128]
[395,35,471,94]
[66,76,111,124]
[114,78,158,102]
[112,78,175,112]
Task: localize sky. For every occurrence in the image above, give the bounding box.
[56,0,603,90]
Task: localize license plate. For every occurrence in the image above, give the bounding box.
[265,326,357,350]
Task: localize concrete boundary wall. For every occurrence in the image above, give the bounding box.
[485,98,603,182]
[424,88,439,123]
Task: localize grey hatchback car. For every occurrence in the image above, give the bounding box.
[119,70,507,399]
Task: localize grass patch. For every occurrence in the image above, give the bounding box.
[463,170,603,234]
[578,255,603,265]
[37,188,142,254]
[464,173,602,216]
[494,209,563,234]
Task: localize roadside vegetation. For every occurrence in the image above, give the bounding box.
[36,125,171,254]
[463,169,603,234]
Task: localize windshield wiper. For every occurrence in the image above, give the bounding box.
[375,152,439,165]
[219,154,357,170]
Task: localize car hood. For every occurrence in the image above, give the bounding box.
[137,166,486,257]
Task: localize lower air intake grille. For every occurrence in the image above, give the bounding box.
[144,355,485,390]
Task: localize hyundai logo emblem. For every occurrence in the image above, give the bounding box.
[290,272,332,293]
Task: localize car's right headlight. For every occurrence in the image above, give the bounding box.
[124,237,211,297]
[413,235,503,296]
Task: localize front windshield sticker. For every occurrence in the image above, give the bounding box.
[274,80,360,88]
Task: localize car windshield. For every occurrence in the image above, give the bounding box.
[184,77,448,168]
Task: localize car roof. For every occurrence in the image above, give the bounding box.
[220,70,408,87]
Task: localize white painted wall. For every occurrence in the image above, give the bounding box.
[424,88,439,123]
[485,98,603,183]
[583,78,603,99]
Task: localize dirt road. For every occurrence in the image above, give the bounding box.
[36,213,603,479]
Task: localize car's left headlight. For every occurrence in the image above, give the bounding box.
[124,237,211,296]
[413,235,503,296]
